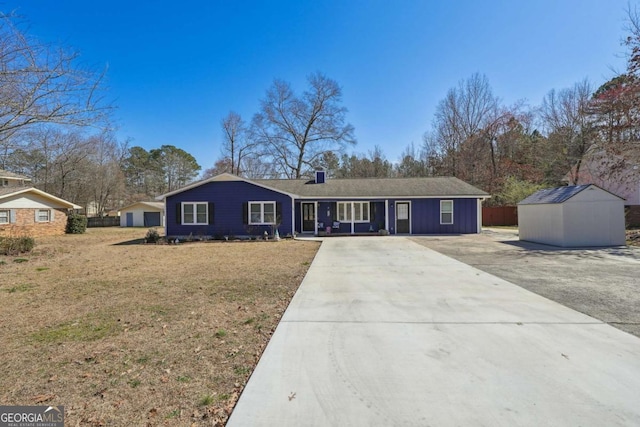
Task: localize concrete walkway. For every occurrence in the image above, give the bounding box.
[227,237,640,426]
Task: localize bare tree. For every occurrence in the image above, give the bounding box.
[220,111,256,176]
[202,157,233,179]
[0,13,110,164]
[250,73,356,178]
[424,73,500,176]
[422,73,522,193]
[540,80,596,184]
[7,127,93,198]
[86,131,127,215]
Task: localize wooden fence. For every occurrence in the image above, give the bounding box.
[626,206,640,227]
[482,206,518,226]
[87,216,120,228]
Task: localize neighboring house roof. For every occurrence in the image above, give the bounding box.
[120,201,165,211]
[0,186,82,209]
[0,169,32,181]
[519,184,624,205]
[157,173,490,200]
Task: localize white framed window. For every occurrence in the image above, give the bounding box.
[337,201,369,223]
[440,200,453,225]
[249,201,276,225]
[0,210,9,224]
[36,209,51,223]
[182,202,208,225]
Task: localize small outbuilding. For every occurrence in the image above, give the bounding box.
[119,202,165,227]
[518,184,626,247]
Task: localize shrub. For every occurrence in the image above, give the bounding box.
[145,228,160,243]
[0,236,35,255]
[66,213,88,234]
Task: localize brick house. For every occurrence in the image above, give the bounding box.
[0,169,81,237]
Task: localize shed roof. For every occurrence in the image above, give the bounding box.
[120,201,164,211]
[518,184,623,205]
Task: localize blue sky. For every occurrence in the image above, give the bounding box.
[4,1,630,172]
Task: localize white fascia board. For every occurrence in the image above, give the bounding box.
[0,187,81,209]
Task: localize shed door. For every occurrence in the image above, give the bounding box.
[144,211,161,227]
[396,202,410,234]
[126,212,134,227]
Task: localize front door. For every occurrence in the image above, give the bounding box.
[396,202,410,234]
[126,212,134,227]
[302,202,316,233]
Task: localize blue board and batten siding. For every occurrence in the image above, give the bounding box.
[293,198,478,235]
[164,177,481,237]
[166,181,293,238]
[407,198,478,234]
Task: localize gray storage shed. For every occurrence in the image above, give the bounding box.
[120,202,165,227]
[518,184,625,247]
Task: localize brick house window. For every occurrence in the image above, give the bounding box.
[0,210,9,224]
[36,209,51,222]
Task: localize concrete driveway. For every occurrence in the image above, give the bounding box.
[412,229,640,338]
[228,237,640,426]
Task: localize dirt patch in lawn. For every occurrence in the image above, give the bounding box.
[0,227,320,426]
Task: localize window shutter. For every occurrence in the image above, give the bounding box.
[331,202,337,221]
[35,210,38,222]
[242,203,248,224]
[175,203,182,224]
[10,209,16,223]
[51,209,55,221]
[208,202,215,225]
[370,203,376,222]
[276,202,282,223]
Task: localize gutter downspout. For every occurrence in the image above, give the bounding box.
[385,199,389,232]
[162,196,168,237]
[291,195,296,237]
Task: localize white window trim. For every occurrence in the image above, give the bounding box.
[249,201,277,225]
[440,200,454,225]
[0,209,9,224]
[337,201,370,223]
[182,202,208,225]
[35,209,52,223]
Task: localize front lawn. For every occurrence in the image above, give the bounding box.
[0,227,319,426]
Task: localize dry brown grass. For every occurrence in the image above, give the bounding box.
[0,227,319,426]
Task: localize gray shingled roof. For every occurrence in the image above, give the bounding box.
[518,185,591,205]
[120,201,164,211]
[0,169,31,180]
[254,177,489,198]
[0,186,28,197]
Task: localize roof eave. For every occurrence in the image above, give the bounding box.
[0,187,81,209]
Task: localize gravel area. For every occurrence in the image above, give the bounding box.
[412,229,640,338]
